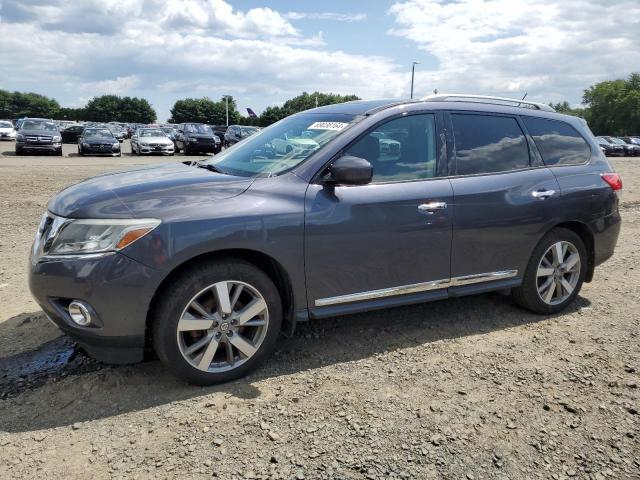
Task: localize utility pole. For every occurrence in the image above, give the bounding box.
[410,61,420,99]
[224,95,229,126]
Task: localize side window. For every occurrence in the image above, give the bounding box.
[345,114,438,183]
[451,114,530,175]
[521,117,591,166]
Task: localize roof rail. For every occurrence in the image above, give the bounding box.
[421,94,556,112]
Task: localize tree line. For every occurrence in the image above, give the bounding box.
[0,91,157,123]
[550,72,639,135]
[1,74,637,134]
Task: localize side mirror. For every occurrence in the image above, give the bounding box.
[325,155,373,186]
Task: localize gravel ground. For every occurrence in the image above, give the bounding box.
[0,150,638,480]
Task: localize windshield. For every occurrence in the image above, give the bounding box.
[162,127,176,134]
[84,128,113,138]
[21,120,57,131]
[140,129,165,137]
[203,113,359,177]
[240,127,258,136]
[610,138,625,145]
[0,121,12,128]
[185,124,213,134]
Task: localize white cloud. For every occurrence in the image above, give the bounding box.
[388,0,640,105]
[0,2,406,119]
[285,12,367,22]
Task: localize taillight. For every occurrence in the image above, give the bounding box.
[601,173,622,191]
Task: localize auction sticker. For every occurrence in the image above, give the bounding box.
[308,122,349,131]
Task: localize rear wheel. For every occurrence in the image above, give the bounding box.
[512,228,586,314]
[152,259,282,384]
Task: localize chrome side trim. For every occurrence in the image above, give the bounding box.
[450,270,518,287]
[314,279,450,307]
[314,270,518,307]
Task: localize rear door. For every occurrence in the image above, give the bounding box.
[446,112,560,292]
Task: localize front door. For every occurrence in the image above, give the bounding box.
[304,112,453,315]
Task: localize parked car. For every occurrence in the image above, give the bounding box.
[78,127,121,156]
[60,124,85,143]
[15,119,62,155]
[29,95,621,385]
[0,120,17,140]
[175,123,221,154]
[621,136,640,146]
[596,137,624,157]
[108,126,126,143]
[604,136,640,156]
[212,125,228,143]
[224,125,259,147]
[130,128,175,155]
[161,126,178,147]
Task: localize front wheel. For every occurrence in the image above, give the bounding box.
[152,259,282,384]
[512,228,586,314]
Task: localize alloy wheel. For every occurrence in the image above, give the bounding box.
[536,240,581,305]
[176,280,269,373]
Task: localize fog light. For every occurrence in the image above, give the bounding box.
[68,301,92,326]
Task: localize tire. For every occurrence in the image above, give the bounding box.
[512,227,587,314]
[152,259,282,385]
[15,148,22,156]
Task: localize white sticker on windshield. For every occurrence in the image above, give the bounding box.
[308,122,349,131]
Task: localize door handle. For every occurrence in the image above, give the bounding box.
[418,201,447,213]
[531,189,556,199]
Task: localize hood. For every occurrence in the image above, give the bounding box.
[48,162,253,219]
[83,136,116,143]
[19,128,59,136]
[138,136,172,143]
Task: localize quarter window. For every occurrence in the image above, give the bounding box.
[345,114,438,182]
[451,114,530,175]
[521,117,591,166]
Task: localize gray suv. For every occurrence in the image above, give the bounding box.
[29,95,622,384]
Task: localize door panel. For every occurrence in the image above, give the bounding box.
[449,169,561,278]
[305,179,453,309]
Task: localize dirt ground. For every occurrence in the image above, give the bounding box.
[0,151,638,480]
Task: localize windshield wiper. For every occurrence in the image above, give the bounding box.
[196,162,228,175]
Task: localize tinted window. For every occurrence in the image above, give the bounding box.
[346,114,437,182]
[452,114,529,175]
[522,117,590,166]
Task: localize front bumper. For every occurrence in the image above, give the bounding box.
[29,252,160,364]
[17,141,62,152]
[138,144,174,155]
[81,144,121,155]
[188,141,220,153]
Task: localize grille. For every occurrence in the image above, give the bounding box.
[25,135,53,143]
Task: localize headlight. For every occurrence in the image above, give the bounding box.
[53,135,62,142]
[140,142,148,146]
[82,142,90,148]
[16,133,24,141]
[47,219,161,255]
[113,143,120,148]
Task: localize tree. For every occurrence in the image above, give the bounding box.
[83,95,156,123]
[169,97,240,125]
[0,90,60,119]
[549,101,585,118]
[582,73,640,135]
[258,91,360,126]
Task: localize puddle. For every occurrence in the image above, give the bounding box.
[0,336,104,398]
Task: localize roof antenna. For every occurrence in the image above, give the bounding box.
[517,92,527,107]
[433,88,438,95]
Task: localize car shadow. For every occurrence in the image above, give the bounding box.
[0,292,591,433]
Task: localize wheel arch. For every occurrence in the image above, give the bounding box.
[551,221,595,282]
[145,248,296,352]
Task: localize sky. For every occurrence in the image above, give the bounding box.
[1,0,639,121]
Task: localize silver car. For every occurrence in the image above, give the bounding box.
[131,128,175,155]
